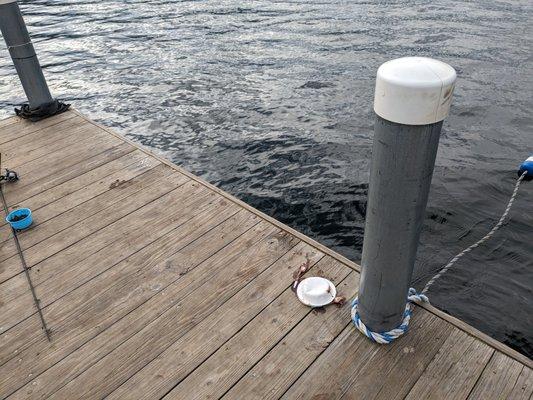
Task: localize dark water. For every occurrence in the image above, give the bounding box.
[1,0,532,358]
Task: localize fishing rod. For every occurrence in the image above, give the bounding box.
[0,154,51,341]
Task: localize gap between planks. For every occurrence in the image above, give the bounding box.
[69,108,532,369]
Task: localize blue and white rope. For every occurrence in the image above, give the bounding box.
[351,171,527,344]
[350,288,428,344]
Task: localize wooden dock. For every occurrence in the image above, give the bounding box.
[0,109,531,400]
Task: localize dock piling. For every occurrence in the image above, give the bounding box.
[357,57,456,333]
[0,0,65,119]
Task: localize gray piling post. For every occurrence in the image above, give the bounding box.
[357,57,456,333]
[0,0,63,118]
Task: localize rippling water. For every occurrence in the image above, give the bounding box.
[1,0,532,358]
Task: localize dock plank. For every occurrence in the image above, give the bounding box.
[280,308,452,400]
[3,142,135,206]
[109,246,330,400]
[3,121,117,178]
[47,222,297,399]
[0,177,200,331]
[0,110,530,400]
[1,116,88,167]
[0,154,161,261]
[467,352,527,400]
[3,206,253,399]
[163,262,354,400]
[404,329,494,400]
[0,147,143,228]
[506,366,533,400]
[0,112,76,145]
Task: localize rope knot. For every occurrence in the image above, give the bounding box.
[407,287,429,304]
[350,287,427,345]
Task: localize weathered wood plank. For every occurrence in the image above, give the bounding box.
[0,115,19,129]
[0,154,160,261]
[0,153,161,260]
[0,150,157,239]
[1,116,86,166]
[163,263,354,400]
[1,115,83,151]
[281,308,453,400]
[0,177,200,332]
[467,352,526,400]
[109,245,330,399]
[2,125,120,193]
[0,147,145,228]
[48,222,298,399]
[404,329,494,400]
[3,205,253,399]
[420,302,533,369]
[0,112,77,144]
[1,170,191,283]
[3,123,103,170]
[506,366,533,400]
[3,142,135,206]
[222,273,357,400]
[1,168,189,268]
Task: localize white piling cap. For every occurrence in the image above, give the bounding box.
[374,57,456,125]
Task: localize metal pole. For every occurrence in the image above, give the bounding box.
[0,0,53,108]
[0,0,68,120]
[358,57,456,333]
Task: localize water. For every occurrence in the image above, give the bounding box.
[1,0,531,358]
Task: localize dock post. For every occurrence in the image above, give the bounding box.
[0,0,66,119]
[357,57,456,333]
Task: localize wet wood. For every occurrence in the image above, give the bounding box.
[0,110,530,400]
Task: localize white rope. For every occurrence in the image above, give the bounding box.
[351,288,428,344]
[422,170,527,294]
[351,171,528,344]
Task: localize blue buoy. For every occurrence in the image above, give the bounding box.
[6,208,33,230]
[518,156,533,181]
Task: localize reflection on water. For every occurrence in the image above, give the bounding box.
[1,0,532,357]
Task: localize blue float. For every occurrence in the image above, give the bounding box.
[518,156,533,181]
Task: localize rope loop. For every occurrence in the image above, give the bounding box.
[352,171,527,345]
[350,288,428,344]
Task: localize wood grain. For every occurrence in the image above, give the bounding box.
[3,206,254,399]
[281,307,453,400]
[0,176,198,331]
[0,112,76,145]
[109,247,331,399]
[468,352,528,400]
[3,142,135,206]
[0,153,161,260]
[1,109,529,400]
[48,222,297,399]
[404,329,494,400]
[164,262,354,400]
